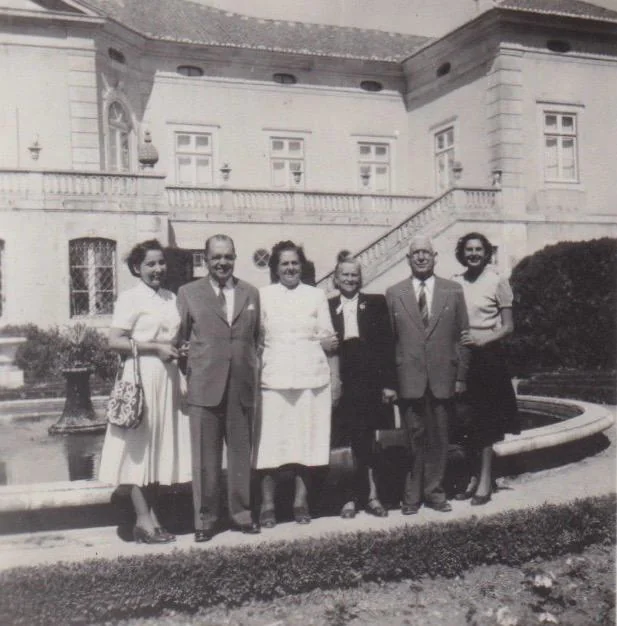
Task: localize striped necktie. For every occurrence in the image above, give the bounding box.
[418,281,429,328]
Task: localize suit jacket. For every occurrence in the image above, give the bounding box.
[177,276,260,407]
[385,275,470,400]
[328,292,396,393]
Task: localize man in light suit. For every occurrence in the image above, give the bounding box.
[385,235,469,514]
[177,234,261,541]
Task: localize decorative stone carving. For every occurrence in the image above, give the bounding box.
[138,130,159,169]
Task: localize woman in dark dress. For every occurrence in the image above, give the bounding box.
[454,233,520,505]
[329,252,397,519]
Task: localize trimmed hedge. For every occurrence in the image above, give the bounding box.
[507,238,617,375]
[0,323,116,385]
[0,495,614,625]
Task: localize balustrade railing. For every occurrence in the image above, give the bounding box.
[0,168,165,209]
[167,186,432,223]
[43,172,140,196]
[317,187,501,288]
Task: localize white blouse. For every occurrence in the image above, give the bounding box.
[260,282,334,389]
[111,280,180,343]
[453,268,513,331]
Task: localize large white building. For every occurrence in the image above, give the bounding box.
[1,0,616,327]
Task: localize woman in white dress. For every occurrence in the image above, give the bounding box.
[99,240,192,543]
[255,241,338,527]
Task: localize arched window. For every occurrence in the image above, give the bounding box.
[69,238,116,317]
[107,102,132,172]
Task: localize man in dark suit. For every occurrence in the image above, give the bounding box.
[385,235,469,514]
[177,234,261,541]
[329,253,397,519]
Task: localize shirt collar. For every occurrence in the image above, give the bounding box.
[209,276,234,292]
[136,279,161,299]
[412,275,435,290]
[341,293,359,305]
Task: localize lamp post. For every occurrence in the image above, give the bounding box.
[292,168,303,185]
[360,170,371,188]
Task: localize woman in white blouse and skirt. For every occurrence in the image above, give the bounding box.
[98,240,192,543]
[454,232,520,506]
[255,241,338,527]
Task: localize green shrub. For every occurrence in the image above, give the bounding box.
[0,495,613,625]
[507,238,617,375]
[0,323,116,385]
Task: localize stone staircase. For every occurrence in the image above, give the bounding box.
[316,186,501,290]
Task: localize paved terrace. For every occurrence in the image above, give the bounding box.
[0,411,614,573]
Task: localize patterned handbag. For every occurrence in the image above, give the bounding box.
[105,338,144,429]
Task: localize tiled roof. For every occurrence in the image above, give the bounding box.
[79,0,430,62]
[496,0,617,22]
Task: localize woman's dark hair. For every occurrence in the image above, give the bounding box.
[268,240,307,284]
[455,232,493,267]
[126,239,165,276]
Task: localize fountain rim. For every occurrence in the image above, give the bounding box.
[0,395,612,515]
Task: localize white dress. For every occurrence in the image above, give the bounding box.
[98,281,192,486]
[255,282,334,469]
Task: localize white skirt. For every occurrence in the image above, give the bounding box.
[98,356,192,486]
[254,385,331,469]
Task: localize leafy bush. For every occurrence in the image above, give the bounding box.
[507,238,617,375]
[0,323,116,385]
[0,495,613,625]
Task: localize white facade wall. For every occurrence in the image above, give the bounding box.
[144,76,409,194]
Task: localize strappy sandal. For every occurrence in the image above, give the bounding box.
[366,498,388,518]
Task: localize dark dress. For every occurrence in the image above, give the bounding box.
[454,269,520,449]
[329,293,396,505]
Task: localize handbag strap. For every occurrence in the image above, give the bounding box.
[129,338,143,387]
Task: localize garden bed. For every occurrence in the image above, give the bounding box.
[116,542,615,626]
[0,495,614,626]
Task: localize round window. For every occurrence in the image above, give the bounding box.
[253,248,271,269]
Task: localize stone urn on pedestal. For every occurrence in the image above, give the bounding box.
[49,324,107,435]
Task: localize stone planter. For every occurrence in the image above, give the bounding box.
[49,367,106,434]
[0,337,26,389]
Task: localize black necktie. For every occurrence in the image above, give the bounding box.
[418,281,429,328]
[217,288,227,322]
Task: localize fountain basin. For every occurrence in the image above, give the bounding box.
[493,395,614,457]
[0,395,612,526]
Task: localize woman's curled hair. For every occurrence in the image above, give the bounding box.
[126,239,165,277]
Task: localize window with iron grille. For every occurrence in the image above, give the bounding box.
[543,112,578,182]
[69,238,116,317]
[357,142,390,192]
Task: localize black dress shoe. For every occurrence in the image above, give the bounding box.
[231,521,261,534]
[194,528,216,543]
[401,504,420,515]
[425,500,452,513]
